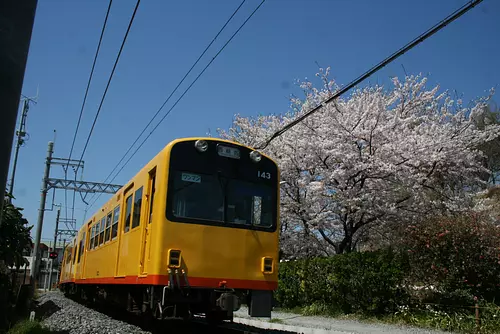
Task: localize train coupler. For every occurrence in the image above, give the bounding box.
[216,292,241,317]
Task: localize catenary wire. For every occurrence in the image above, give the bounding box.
[86,0,266,211]
[255,0,483,150]
[85,0,247,207]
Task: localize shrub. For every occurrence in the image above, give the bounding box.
[7,320,53,334]
[275,248,409,315]
[402,213,500,303]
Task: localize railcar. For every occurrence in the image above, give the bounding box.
[58,137,280,323]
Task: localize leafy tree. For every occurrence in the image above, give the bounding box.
[0,195,33,268]
[219,68,500,256]
[0,194,33,331]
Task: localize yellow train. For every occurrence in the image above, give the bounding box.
[58,137,280,323]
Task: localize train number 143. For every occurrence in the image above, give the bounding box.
[258,171,271,179]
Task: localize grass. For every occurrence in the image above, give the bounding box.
[269,318,285,324]
[275,302,500,334]
[7,320,56,334]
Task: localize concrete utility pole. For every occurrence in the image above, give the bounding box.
[31,141,54,286]
[47,208,60,290]
[0,0,38,221]
[9,97,35,199]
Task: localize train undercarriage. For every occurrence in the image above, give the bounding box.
[60,282,272,325]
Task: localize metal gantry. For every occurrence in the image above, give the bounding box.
[46,178,122,194]
[31,141,123,286]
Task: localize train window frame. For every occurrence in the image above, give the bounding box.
[131,186,143,229]
[92,224,97,249]
[95,221,101,248]
[112,205,120,240]
[72,242,78,265]
[104,212,112,242]
[86,221,92,251]
[77,232,85,263]
[148,170,156,224]
[99,217,105,245]
[90,225,95,250]
[124,193,133,233]
[65,247,72,264]
[165,140,278,233]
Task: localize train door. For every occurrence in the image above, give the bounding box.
[116,185,134,277]
[140,167,156,275]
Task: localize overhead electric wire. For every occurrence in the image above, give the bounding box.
[85,0,247,207]
[76,0,141,171]
[255,0,483,150]
[65,0,113,225]
[86,0,266,210]
[66,0,113,171]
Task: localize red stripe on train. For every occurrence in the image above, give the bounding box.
[59,275,277,290]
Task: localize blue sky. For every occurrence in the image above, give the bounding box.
[11,0,500,244]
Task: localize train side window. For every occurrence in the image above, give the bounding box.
[104,212,112,242]
[92,225,97,249]
[90,225,94,250]
[86,221,92,250]
[132,187,143,229]
[77,232,85,263]
[99,217,105,245]
[66,247,72,264]
[149,173,156,224]
[73,243,78,264]
[94,220,101,248]
[124,194,133,233]
[112,206,120,239]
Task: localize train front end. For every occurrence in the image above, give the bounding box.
[160,138,279,322]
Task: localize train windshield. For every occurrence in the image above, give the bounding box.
[169,170,274,228]
[166,140,278,231]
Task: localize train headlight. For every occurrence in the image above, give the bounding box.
[194,140,208,152]
[261,257,274,274]
[249,150,262,163]
[168,249,181,268]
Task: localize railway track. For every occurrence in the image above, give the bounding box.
[58,291,297,334]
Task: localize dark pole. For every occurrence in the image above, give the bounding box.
[0,0,38,220]
[47,208,60,290]
[31,141,53,287]
[8,99,30,200]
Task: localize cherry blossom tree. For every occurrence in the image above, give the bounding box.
[219,68,500,256]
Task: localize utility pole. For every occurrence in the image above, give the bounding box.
[47,208,60,291]
[31,141,53,287]
[9,97,35,200]
[0,0,38,221]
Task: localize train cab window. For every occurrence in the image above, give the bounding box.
[124,194,133,233]
[99,217,105,245]
[104,212,112,242]
[112,206,120,239]
[132,187,143,229]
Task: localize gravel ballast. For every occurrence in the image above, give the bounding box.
[36,291,149,334]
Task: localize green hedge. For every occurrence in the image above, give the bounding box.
[275,248,409,315]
